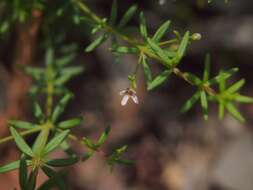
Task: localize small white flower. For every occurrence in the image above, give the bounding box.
[119,88,139,106]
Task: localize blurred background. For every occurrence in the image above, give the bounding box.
[1,0,253,189]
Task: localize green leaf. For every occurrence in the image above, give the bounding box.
[109,0,117,25]
[219,70,226,91]
[111,46,138,54]
[91,24,103,34]
[56,6,65,16]
[55,54,76,67]
[107,145,131,170]
[109,146,128,161]
[82,137,96,150]
[29,86,39,96]
[73,14,81,25]
[8,120,35,130]
[26,168,38,190]
[218,102,225,120]
[33,102,44,122]
[142,55,152,83]
[58,117,83,129]
[227,79,245,94]
[234,95,253,103]
[114,159,135,165]
[177,31,190,62]
[45,48,54,66]
[96,126,111,147]
[207,68,239,85]
[225,103,245,122]
[24,67,44,81]
[55,66,84,85]
[160,47,177,57]
[115,145,128,155]
[85,33,108,52]
[152,20,171,42]
[200,91,208,120]
[44,130,70,155]
[118,4,137,28]
[19,155,28,190]
[0,21,10,34]
[173,30,181,40]
[61,66,84,76]
[60,44,78,54]
[37,169,66,190]
[147,70,171,90]
[147,38,172,65]
[51,93,73,123]
[139,12,148,38]
[0,160,20,173]
[41,167,67,190]
[10,127,34,157]
[203,54,210,82]
[32,129,50,155]
[180,92,200,113]
[47,156,79,167]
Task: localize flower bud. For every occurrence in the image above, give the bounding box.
[191,33,202,41]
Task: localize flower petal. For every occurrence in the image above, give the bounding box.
[121,95,129,106]
[131,95,139,104]
[119,90,127,96]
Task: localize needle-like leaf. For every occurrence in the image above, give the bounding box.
[181,92,200,113]
[0,160,21,173]
[177,31,190,62]
[43,130,70,155]
[10,127,34,157]
[207,68,238,85]
[42,166,67,190]
[234,95,253,103]
[139,12,148,38]
[152,20,171,42]
[97,126,111,147]
[85,33,109,52]
[227,79,245,94]
[51,93,73,123]
[47,156,79,167]
[8,120,35,130]
[141,55,152,84]
[58,117,83,129]
[19,155,28,190]
[200,91,208,120]
[109,0,117,25]
[118,4,137,28]
[225,103,245,122]
[147,70,171,90]
[147,38,172,65]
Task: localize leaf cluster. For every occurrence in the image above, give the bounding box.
[0,45,131,189]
